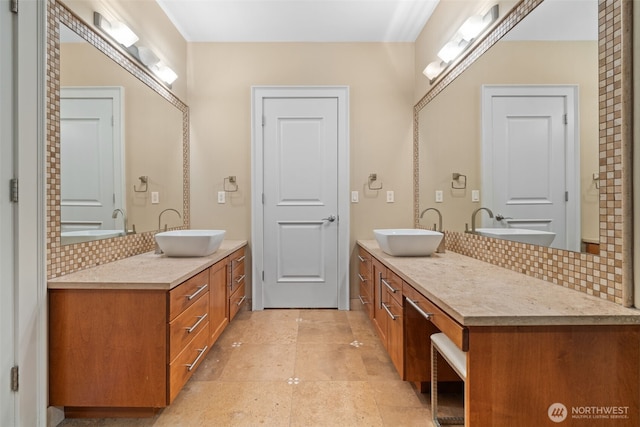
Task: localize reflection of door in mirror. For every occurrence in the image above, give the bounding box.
[60,87,125,238]
[481,85,579,251]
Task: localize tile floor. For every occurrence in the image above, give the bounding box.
[59,306,463,426]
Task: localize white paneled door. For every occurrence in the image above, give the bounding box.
[253,87,349,309]
[482,85,579,251]
[60,87,124,232]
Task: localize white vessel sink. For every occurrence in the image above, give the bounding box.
[61,229,124,244]
[155,229,226,257]
[373,229,443,257]
[475,228,556,247]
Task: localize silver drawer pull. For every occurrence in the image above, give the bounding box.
[185,345,208,371]
[357,255,366,262]
[186,283,208,300]
[381,278,399,293]
[186,313,208,334]
[236,295,246,306]
[235,274,246,284]
[406,298,433,320]
[232,256,246,265]
[358,273,367,282]
[358,295,370,305]
[382,303,397,320]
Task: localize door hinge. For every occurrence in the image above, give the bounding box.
[262,271,264,281]
[10,178,18,203]
[262,193,265,204]
[563,114,568,125]
[11,366,18,392]
[262,116,265,127]
[11,0,18,13]
[565,191,569,202]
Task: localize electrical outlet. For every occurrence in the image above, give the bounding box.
[472,190,480,202]
[435,190,443,203]
[386,191,394,203]
[351,191,359,203]
[151,191,159,204]
[217,191,226,204]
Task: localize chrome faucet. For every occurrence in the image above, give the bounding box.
[419,207,442,232]
[111,208,128,236]
[156,208,182,254]
[158,208,182,232]
[420,207,445,253]
[470,207,494,233]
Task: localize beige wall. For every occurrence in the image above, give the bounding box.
[187,43,415,297]
[61,0,188,100]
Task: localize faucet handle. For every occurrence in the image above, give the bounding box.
[495,214,512,222]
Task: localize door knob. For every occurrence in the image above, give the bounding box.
[322,215,336,222]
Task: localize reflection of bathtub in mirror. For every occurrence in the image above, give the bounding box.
[61,229,124,245]
[475,228,555,247]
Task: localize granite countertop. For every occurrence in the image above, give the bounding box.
[358,240,640,327]
[48,240,247,291]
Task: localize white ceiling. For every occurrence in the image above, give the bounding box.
[155,0,440,42]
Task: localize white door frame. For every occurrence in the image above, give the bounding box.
[481,84,580,251]
[14,0,47,426]
[0,1,16,425]
[251,86,350,310]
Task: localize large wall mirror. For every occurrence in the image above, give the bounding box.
[47,0,189,277]
[414,0,632,304]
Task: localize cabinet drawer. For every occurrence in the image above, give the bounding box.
[169,269,209,321]
[357,263,373,298]
[168,293,209,362]
[168,321,210,403]
[228,249,246,295]
[381,268,403,305]
[403,284,468,351]
[229,282,246,321]
[357,247,372,276]
[358,280,373,318]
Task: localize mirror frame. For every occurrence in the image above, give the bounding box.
[46,0,190,279]
[413,0,633,306]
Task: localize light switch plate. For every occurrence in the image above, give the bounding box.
[351,191,359,203]
[386,191,394,203]
[151,191,159,204]
[435,190,443,203]
[217,191,226,204]
[472,190,480,202]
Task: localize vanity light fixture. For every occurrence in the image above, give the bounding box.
[150,62,178,85]
[423,4,499,83]
[93,12,139,48]
[93,11,178,87]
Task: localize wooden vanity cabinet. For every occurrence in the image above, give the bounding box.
[371,260,405,377]
[227,247,246,320]
[49,268,212,415]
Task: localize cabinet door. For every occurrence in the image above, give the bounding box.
[386,291,404,377]
[49,289,167,408]
[209,260,229,344]
[372,258,388,344]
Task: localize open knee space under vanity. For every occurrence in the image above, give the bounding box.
[357,240,640,426]
[48,240,247,418]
